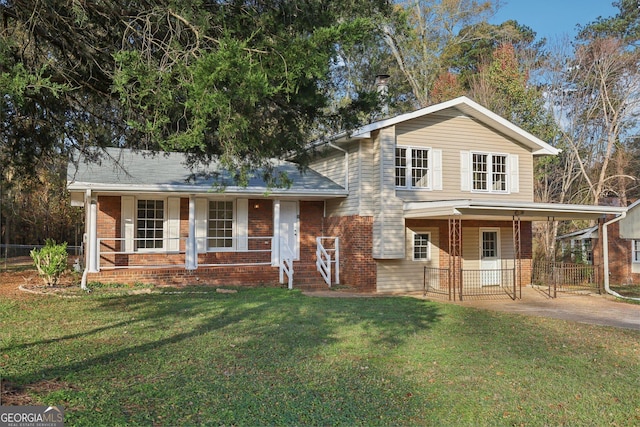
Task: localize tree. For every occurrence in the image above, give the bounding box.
[1,1,391,185]
[577,0,640,46]
[442,20,543,91]
[381,0,496,107]
[557,37,640,205]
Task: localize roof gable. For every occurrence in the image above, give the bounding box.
[339,96,559,156]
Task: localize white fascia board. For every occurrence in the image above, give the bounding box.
[404,199,627,220]
[468,200,627,216]
[67,182,348,198]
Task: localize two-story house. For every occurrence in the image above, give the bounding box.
[68,96,626,297]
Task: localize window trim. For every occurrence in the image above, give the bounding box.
[470,151,510,194]
[135,197,166,252]
[395,145,432,190]
[412,231,432,261]
[206,199,236,252]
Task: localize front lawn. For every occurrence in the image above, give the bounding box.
[1,286,639,426]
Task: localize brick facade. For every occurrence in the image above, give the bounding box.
[89,197,326,287]
[88,196,535,291]
[592,218,640,286]
[325,215,376,291]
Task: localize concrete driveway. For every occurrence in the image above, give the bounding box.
[451,286,640,331]
[304,286,640,331]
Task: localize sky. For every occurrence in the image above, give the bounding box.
[491,0,620,42]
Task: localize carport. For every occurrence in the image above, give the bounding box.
[404,200,627,301]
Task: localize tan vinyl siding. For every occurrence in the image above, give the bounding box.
[620,204,640,239]
[358,141,375,216]
[373,127,405,259]
[309,146,345,189]
[310,141,376,217]
[395,111,534,202]
[376,226,440,292]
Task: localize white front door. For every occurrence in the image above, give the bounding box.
[480,229,500,286]
[280,201,299,260]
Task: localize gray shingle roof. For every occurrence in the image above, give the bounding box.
[67,148,346,197]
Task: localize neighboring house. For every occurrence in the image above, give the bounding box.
[618,199,640,285]
[557,226,598,265]
[556,199,640,286]
[68,96,626,295]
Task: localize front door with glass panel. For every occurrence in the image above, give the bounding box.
[280,201,299,260]
[480,229,500,286]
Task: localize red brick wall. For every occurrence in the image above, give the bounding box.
[90,197,325,287]
[592,219,640,285]
[325,215,376,291]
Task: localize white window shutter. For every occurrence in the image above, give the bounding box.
[510,154,519,193]
[432,149,442,190]
[167,197,180,252]
[121,196,135,252]
[236,199,248,251]
[195,198,208,253]
[460,151,470,191]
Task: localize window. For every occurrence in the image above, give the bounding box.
[583,239,593,264]
[472,152,508,193]
[481,231,498,258]
[137,200,164,249]
[396,146,430,189]
[633,240,640,263]
[492,155,507,191]
[413,232,431,261]
[208,201,234,249]
[395,147,407,187]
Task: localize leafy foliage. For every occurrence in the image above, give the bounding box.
[30,239,68,286]
[1,0,390,185]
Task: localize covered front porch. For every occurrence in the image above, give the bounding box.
[81,195,341,289]
[404,200,626,301]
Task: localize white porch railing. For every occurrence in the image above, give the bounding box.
[279,238,295,289]
[316,236,340,287]
[95,236,273,270]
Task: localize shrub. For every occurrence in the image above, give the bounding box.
[30,239,68,286]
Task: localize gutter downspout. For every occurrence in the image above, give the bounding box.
[327,142,349,192]
[602,211,640,301]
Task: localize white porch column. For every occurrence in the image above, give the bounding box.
[186,196,198,270]
[87,193,99,273]
[272,199,281,266]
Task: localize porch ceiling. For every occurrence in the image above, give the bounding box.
[403,200,627,221]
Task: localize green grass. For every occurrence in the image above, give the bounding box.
[1,286,639,426]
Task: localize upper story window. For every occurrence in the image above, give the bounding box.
[472,152,508,193]
[208,200,234,249]
[396,146,430,189]
[137,199,164,249]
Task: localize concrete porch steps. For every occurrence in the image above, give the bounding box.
[283,263,334,290]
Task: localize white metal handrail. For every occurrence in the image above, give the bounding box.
[279,238,294,289]
[316,236,340,287]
